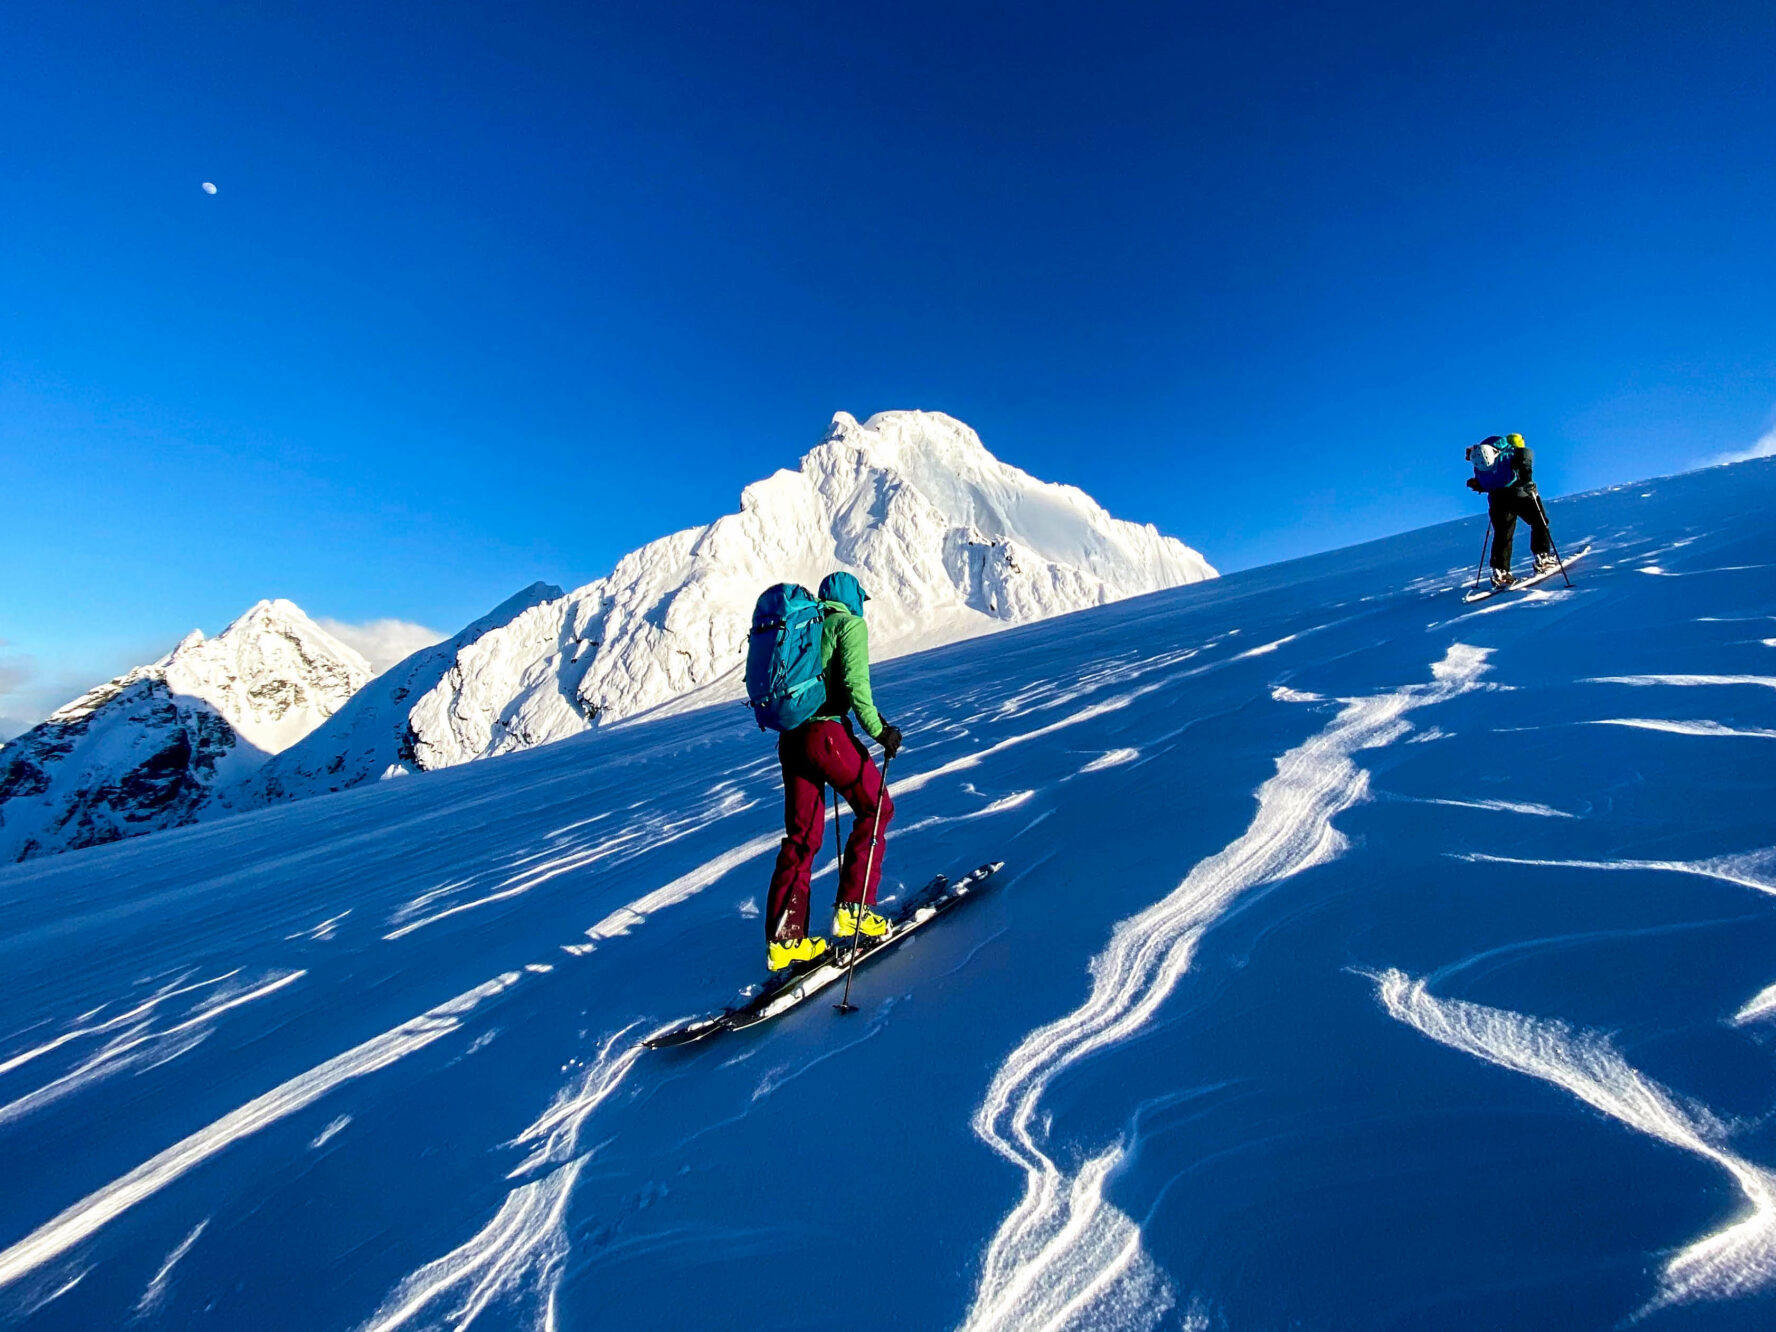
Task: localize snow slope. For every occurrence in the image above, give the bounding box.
[0,601,369,862]
[349,410,1214,780]
[2,458,1774,1330]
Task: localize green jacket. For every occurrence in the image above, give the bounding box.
[812,601,884,738]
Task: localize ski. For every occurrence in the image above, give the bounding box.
[645,861,1005,1049]
[1462,545,1590,603]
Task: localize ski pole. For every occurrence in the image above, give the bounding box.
[1472,519,1493,596]
[834,756,892,1015]
[1531,486,1572,587]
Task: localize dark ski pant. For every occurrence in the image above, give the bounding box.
[765,719,894,943]
[1489,489,1553,572]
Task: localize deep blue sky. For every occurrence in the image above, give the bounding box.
[4,1,1774,726]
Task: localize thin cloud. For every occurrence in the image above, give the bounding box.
[0,655,41,740]
[1706,421,1776,468]
[0,656,34,695]
[316,618,447,675]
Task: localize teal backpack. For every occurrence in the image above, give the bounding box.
[745,584,827,731]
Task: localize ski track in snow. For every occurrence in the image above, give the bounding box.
[1585,718,1776,739]
[0,972,523,1293]
[1460,849,1776,898]
[959,644,1493,1332]
[1376,970,1776,1314]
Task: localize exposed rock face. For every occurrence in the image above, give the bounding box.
[0,600,371,861]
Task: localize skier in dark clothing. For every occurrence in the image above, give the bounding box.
[762,571,904,972]
[1467,433,1558,589]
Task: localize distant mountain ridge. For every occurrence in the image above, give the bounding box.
[1,409,1217,857]
[0,600,370,861]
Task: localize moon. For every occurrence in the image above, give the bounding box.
[201,182,218,195]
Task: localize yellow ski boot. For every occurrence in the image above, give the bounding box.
[833,902,892,940]
[766,935,829,972]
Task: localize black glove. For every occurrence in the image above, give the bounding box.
[877,723,903,761]
[1465,477,1481,492]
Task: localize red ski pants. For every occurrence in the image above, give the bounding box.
[765,720,894,943]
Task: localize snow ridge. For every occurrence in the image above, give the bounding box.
[394,410,1215,772]
[0,600,370,861]
[960,644,1492,1332]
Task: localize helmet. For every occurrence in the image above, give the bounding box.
[1505,433,1525,448]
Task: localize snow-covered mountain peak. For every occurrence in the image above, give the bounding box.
[382,410,1215,774]
[821,409,991,470]
[244,580,567,803]
[157,598,372,756]
[0,598,373,861]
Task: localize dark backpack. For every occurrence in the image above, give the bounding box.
[745,584,827,731]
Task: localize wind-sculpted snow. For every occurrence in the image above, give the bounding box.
[357,1026,657,1332]
[4,455,1776,1329]
[133,1220,207,1318]
[960,645,1492,1331]
[384,786,757,941]
[1078,749,1139,773]
[1412,795,1575,817]
[1586,718,1776,738]
[1377,971,1776,1313]
[1460,848,1776,898]
[1587,674,1776,691]
[0,969,305,1128]
[1733,983,1776,1026]
[0,972,522,1292]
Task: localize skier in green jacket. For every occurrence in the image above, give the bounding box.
[763,571,904,971]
